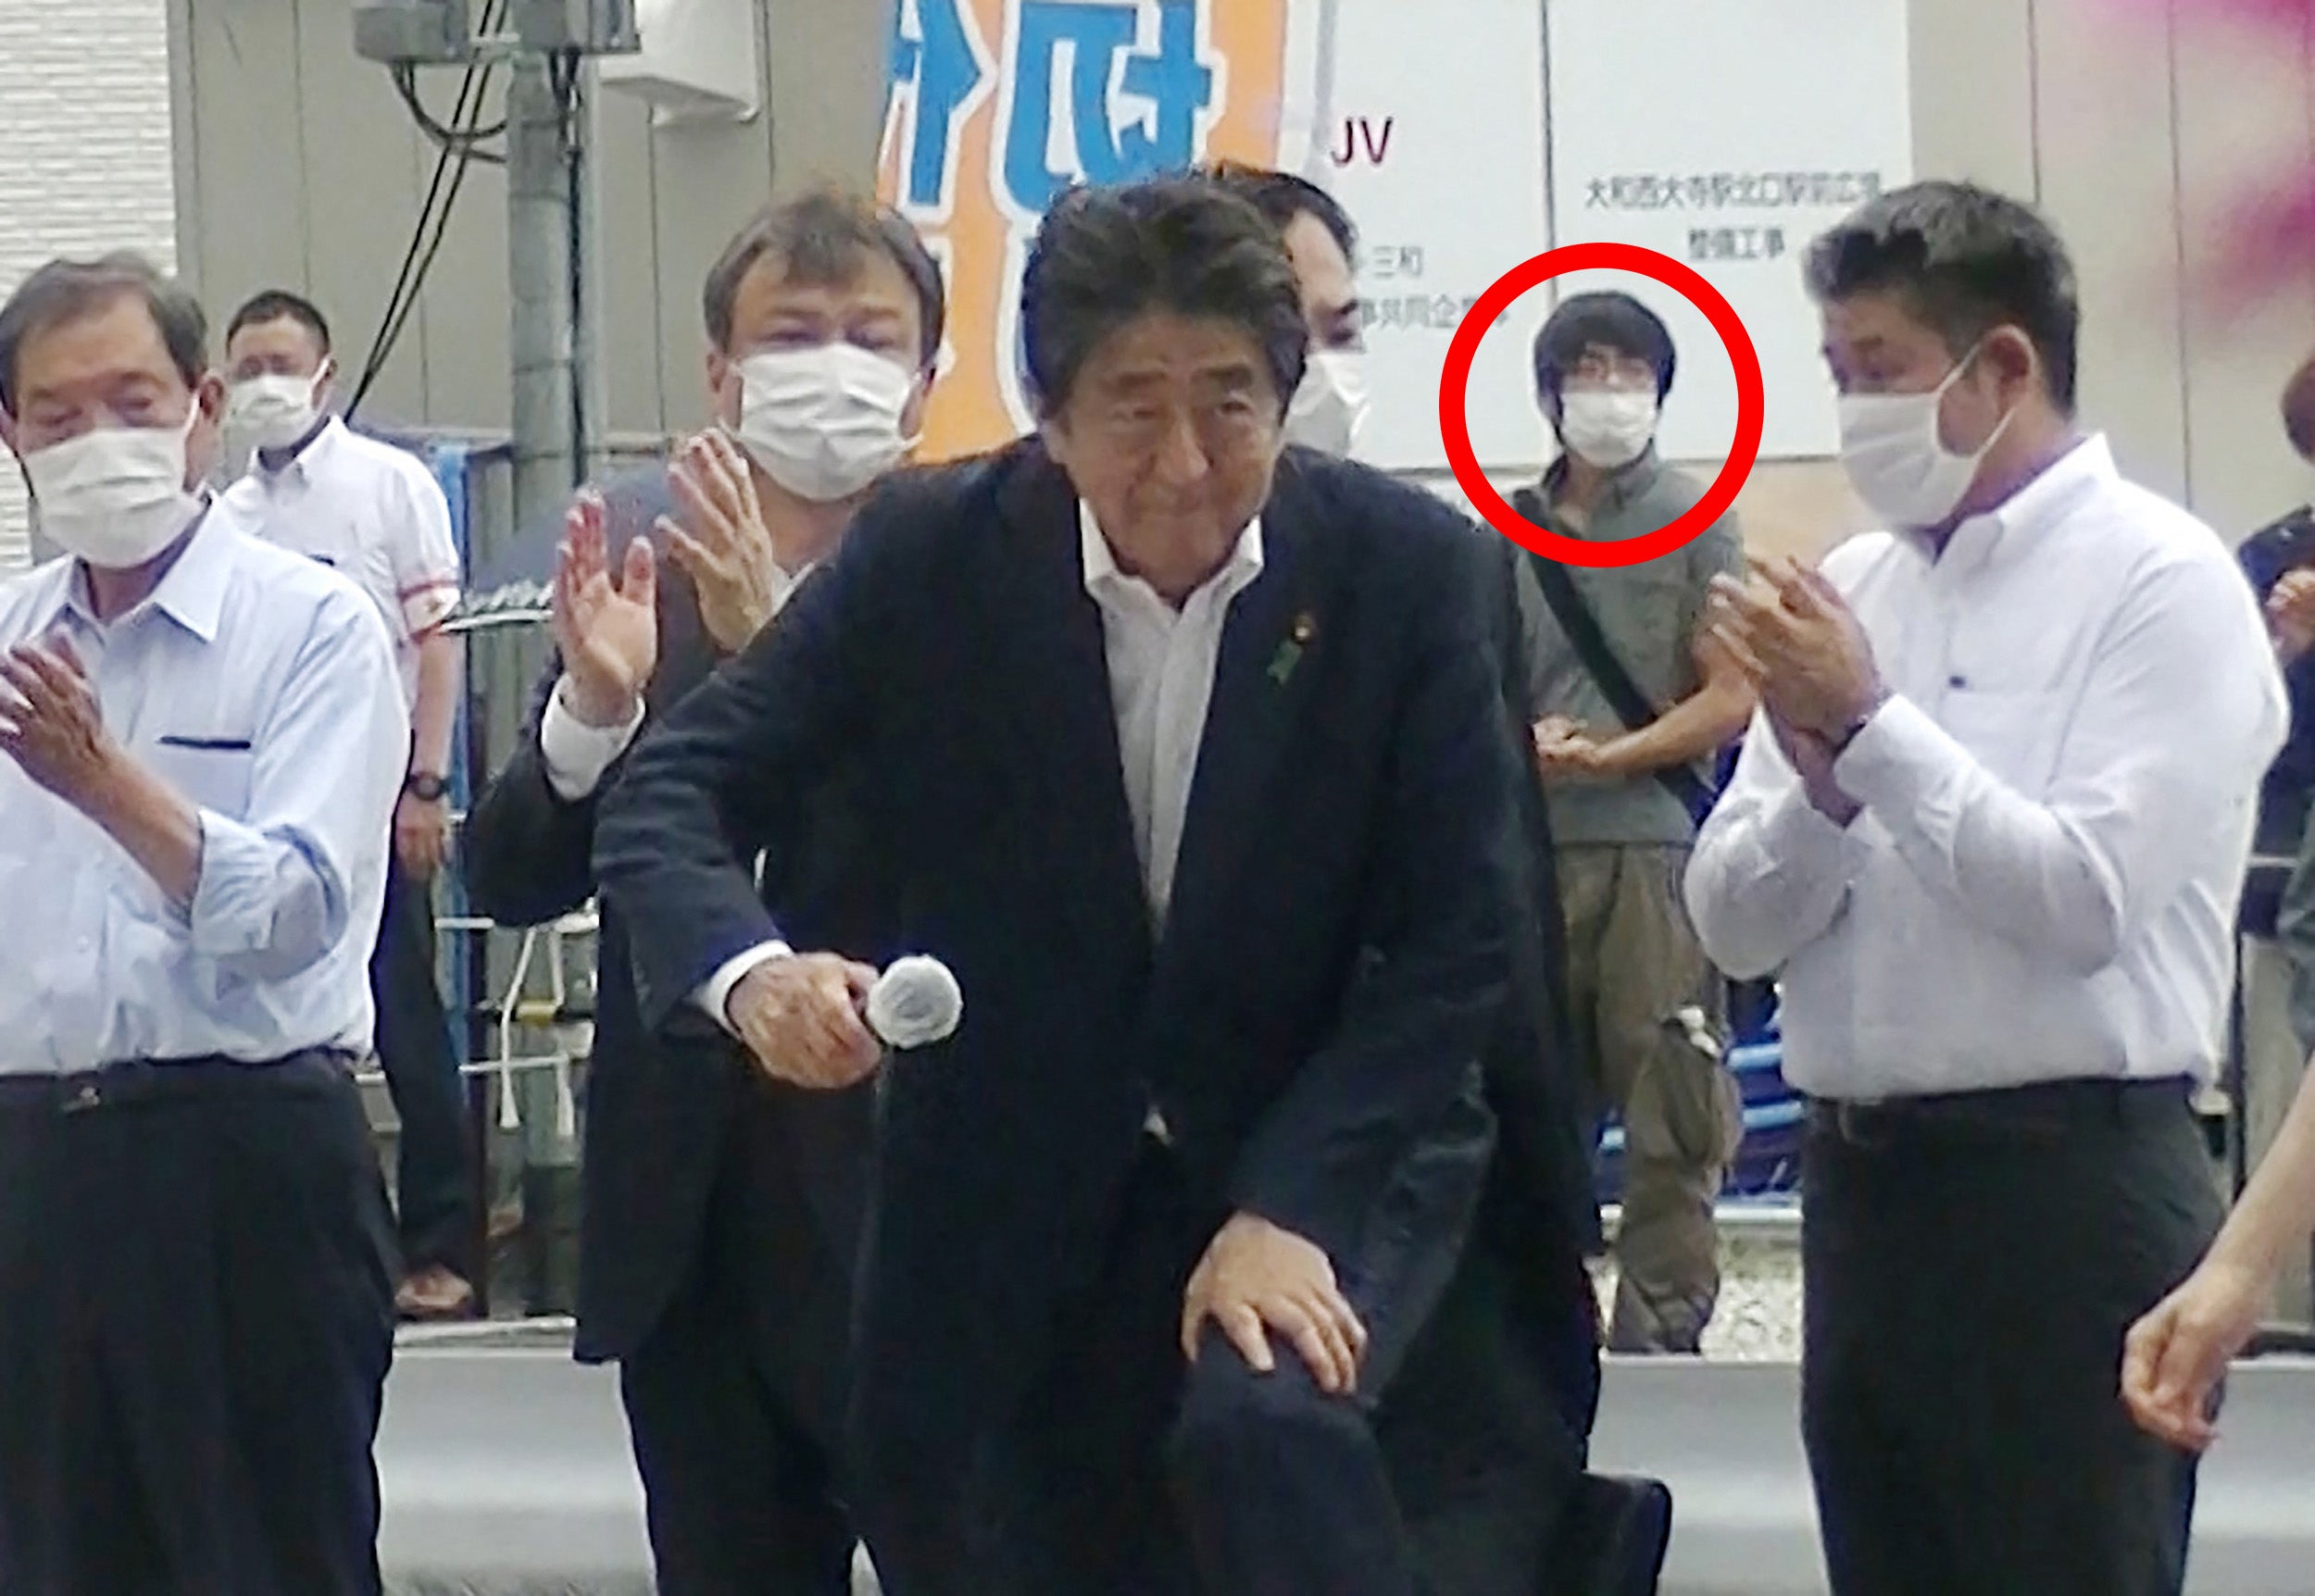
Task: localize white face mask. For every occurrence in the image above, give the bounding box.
[1836,347,2014,530]
[1557,387,1659,470]
[1283,349,1370,456]
[22,408,205,571]
[734,343,919,504]
[225,367,328,456]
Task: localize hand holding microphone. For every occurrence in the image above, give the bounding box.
[728,949,962,1090]
[864,954,964,1051]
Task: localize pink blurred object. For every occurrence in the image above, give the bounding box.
[2211,182,2315,299]
[2122,0,2310,22]
[2146,0,2315,303]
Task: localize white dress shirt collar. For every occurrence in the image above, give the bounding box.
[255,414,346,490]
[1079,503,1264,604]
[1076,499,1266,924]
[31,499,232,644]
[1904,432,2113,570]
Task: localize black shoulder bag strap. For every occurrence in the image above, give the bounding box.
[1513,485,1716,828]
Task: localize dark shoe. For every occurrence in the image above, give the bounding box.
[1558,1473,1671,1596]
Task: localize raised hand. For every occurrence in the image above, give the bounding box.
[550,490,658,728]
[0,636,119,812]
[663,430,788,655]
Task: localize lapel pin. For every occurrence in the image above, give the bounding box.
[1268,612,1318,685]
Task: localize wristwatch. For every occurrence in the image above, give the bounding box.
[405,772,448,803]
[1829,691,1889,757]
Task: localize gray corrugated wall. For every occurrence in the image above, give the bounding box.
[165,0,889,446]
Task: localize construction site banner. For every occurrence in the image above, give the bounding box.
[881,0,1906,471]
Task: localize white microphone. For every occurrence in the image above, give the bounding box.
[864,954,963,1050]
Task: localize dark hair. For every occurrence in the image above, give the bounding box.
[0,252,206,416]
[226,288,332,356]
[2283,354,2315,462]
[1804,180,2079,412]
[1533,291,1676,404]
[702,189,945,367]
[1020,176,1308,418]
[1201,161,1358,261]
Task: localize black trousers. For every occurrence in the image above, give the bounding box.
[1377,1193,1596,1596]
[371,853,476,1275]
[861,1112,1484,1596]
[1801,1078,2221,1596]
[0,1055,398,1596]
[616,1089,857,1596]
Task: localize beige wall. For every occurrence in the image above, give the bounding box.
[1916,0,2315,545]
[1,0,178,570]
[1689,0,2315,567]
[165,0,2315,553]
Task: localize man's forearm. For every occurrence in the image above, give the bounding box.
[410,630,463,777]
[1595,677,1755,777]
[85,752,204,908]
[2212,1057,2315,1280]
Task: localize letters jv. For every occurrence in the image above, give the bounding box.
[1330,116,1394,168]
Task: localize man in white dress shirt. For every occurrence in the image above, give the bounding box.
[1689,181,2285,1596]
[219,289,478,1319]
[0,253,407,1593]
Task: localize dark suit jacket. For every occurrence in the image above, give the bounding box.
[462,470,878,1365]
[1477,534,1603,1271]
[2240,506,2315,860]
[595,439,1519,1470]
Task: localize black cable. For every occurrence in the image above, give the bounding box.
[354,77,478,414]
[363,118,490,405]
[557,49,589,492]
[348,0,507,419]
[391,63,508,155]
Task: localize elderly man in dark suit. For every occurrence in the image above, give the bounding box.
[463,190,943,1595]
[595,175,1518,1595]
[1207,160,1669,1596]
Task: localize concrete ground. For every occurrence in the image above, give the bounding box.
[377,1333,2315,1596]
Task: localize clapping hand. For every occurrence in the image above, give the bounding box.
[663,430,787,655]
[2270,569,2315,663]
[551,491,658,729]
[0,636,120,813]
[1706,558,1883,739]
[1706,563,1868,825]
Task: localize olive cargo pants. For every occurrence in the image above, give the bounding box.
[1558,843,1741,1353]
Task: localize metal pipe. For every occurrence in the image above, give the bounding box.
[506,54,577,534]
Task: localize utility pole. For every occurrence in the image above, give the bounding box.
[354,0,636,533]
[506,52,579,531]
[352,0,637,1318]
